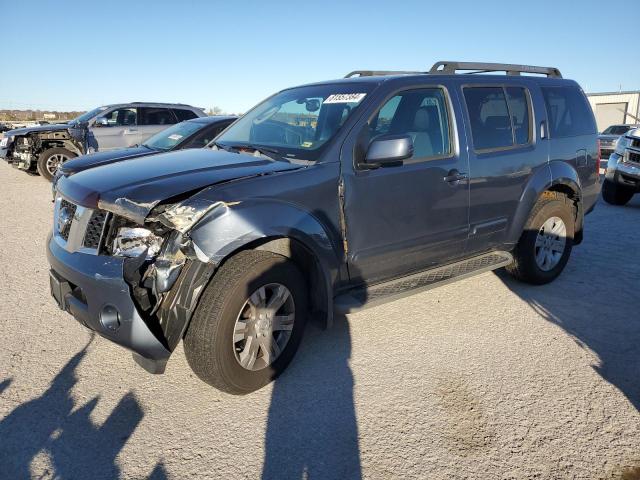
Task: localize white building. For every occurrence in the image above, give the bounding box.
[586,91,640,132]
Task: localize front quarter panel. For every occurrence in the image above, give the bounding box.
[186,162,343,283]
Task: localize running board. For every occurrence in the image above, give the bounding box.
[334,251,513,314]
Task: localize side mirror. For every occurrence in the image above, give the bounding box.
[95,117,109,127]
[363,134,413,168]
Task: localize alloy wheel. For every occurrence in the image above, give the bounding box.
[232,283,295,371]
[534,216,567,271]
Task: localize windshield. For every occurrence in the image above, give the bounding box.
[602,125,633,135]
[70,106,108,125]
[216,83,374,161]
[143,121,203,151]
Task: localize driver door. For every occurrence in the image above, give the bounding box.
[89,107,139,151]
[341,86,470,285]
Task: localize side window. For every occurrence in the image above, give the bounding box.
[464,87,512,150]
[542,86,596,138]
[369,88,451,160]
[173,109,198,121]
[464,86,532,151]
[138,108,177,126]
[370,96,401,137]
[100,108,137,126]
[506,87,531,145]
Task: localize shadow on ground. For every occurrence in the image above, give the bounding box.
[0,336,167,479]
[495,198,640,411]
[262,315,362,480]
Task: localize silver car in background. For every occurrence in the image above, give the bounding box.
[0,102,205,181]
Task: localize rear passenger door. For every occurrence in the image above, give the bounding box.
[137,107,178,144]
[462,83,544,253]
[341,85,470,285]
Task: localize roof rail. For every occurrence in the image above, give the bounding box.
[344,70,424,78]
[429,61,562,78]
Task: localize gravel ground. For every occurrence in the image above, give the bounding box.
[0,161,639,480]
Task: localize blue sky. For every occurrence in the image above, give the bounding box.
[1,0,638,113]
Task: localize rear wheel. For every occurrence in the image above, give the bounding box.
[602,179,634,206]
[37,147,76,181]
[184,250,308,394]
[506,193,575,285]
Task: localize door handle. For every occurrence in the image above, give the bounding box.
[123,128,138,135]
[444,170,468,184]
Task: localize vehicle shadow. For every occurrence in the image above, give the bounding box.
[0,336,165,479]
[494,198,640,411]
[261,314,362,480]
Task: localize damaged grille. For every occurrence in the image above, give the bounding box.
[83,210,108,249]
[55,197,111,253]
[59,199,77,241]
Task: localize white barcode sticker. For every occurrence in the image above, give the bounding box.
[324,93,367,104]
[168,134,183,141]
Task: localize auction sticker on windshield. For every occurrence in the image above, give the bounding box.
[324,93,367,104]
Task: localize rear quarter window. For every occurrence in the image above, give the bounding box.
[542,86,596,138]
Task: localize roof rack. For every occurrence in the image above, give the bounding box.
[429,61,562,78]
[344,70,424,78]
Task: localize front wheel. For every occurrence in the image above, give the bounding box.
[506,193,575,285]
[602,179,634,206]
[37,147,76,181]
[184,250,308,394]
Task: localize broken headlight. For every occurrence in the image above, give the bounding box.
[113,227,164,259]
[156,200,225,234]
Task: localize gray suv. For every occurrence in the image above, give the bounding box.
[0,102,205,181]
[47,62,600,394]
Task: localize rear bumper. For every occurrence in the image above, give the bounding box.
[46,232,171,362]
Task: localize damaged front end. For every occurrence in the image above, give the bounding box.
[47,147,304,373]
[55,195,234,373]
[5,125,85,171]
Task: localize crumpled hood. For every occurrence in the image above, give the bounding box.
[60,146,157,175]
[56,148,302,223]
[6,123,71,136]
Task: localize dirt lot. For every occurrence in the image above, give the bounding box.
[0,161,639,479]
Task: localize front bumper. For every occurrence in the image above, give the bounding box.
[606,153,640,190]
[47,232,171,363]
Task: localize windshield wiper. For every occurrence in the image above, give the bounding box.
[229,143,284,161]
[211,141,232,152]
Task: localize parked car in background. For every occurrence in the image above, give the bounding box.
[603,127,640,205]
[0,123,11,133]
[0,102,205,181]
[55,116,237,183]
[598,124,639,164]
[48,61,599,394]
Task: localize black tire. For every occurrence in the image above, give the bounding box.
[602,179,634,206]
[506,193,575,285]
[184,250,308,394]
[37,147,76,181]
